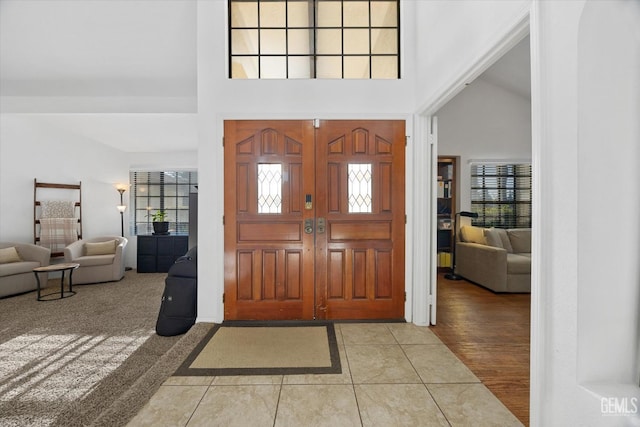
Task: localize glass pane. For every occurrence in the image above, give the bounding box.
[231,1,258,27]
[288,56,313,78]
[231,29,259,54]
[317,1,341,27]
[348,164,372,213]
[371,29,397,54]
[288,29,313,54]
[258,164,282,214]
[148,184,161,197]
[344,29,369,54]
[260,56,287,78]
[260,29,286,54]
[165,186,177,196]
[343,1,369,27]
[371,1,397,27]
[371,56,397,79]
[232,56,259,78]
[165,198,177,209]
[177,185,190,197]
[344,56,369,78]
[260,1,286,27]
[164,172,177,183]
[316,56,342,78]
[316,29,342,54]
[288,1,312,27]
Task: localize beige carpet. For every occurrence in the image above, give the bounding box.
[0,271,212,427]
[175,322,341,376]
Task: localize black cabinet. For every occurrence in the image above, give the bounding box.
[137,235,189,273]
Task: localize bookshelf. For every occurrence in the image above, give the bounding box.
[437,157,457,271]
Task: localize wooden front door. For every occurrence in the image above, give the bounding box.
[224,120,405,321]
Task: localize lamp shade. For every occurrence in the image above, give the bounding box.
[117,205,127,213]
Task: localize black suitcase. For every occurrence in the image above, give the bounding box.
[155,247,197,336]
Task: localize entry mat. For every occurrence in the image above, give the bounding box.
[174,321,341,376]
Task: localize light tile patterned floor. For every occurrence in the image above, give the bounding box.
[127,323,523,427]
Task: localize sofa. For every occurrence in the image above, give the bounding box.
[0,242,51,297]
[455,226,531,293]
[64,236,127,284]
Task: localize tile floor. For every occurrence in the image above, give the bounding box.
[128,323,523,427]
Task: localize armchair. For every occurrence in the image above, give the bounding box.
[0,242,51,297]
[64,236,127,284]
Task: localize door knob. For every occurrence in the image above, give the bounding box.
[304,218,314,234]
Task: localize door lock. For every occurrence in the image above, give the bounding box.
[304,218,314,234]
[317,217,326,234]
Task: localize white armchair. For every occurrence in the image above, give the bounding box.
[64,236,127,285]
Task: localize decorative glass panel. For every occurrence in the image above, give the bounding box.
[258,164,282,213]
[348,164,372,213]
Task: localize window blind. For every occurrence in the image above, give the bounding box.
[130,171,198,236]
[470,163,531,229]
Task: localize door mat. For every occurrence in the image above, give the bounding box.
[174,321,341,376]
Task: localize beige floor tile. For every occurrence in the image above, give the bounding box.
[386,323,443,345]
[187,385,280,427]
[403,344,480,383]
[346,344,421,384]
[275,384,361,427]
[212,375,283,385]
[163,376,214,386]
[355,383,449,427]
[283,344,352,385]
[428,383,523,427]
[339,323,397,345]
[127,385,208,427]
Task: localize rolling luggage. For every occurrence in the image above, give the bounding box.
[155,247,197,336]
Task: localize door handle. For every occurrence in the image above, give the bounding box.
[317,218,326,234]
[304,218,314,234]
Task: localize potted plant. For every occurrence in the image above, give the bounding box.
[148,210,170,235]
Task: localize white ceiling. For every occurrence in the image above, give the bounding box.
[0,1,530,152]
[478,36,531,100]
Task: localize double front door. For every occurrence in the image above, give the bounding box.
[224,120,405,320]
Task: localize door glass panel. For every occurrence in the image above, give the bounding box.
[348,164,372,213]
[258,164,282,213]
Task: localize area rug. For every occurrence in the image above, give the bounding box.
[174,322,341,376]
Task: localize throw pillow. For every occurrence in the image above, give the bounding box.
[484,228,504,249]
[495,228,514,253]
[0,246,22,264]
[460,226,487,245]
[85,240,117,256]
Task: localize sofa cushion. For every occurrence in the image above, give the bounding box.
[508,229,531,253]
[76,255,115,267]
[460,226,486,245]
[85,240,117,256]
[507,253,531,274]
[0,261,40,276]
[0,246,22,264]
[484,228,504,249]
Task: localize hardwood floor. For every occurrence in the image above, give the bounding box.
[430,273,530,426]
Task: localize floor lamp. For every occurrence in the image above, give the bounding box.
[116,186,127,238]
[444,211,478,281]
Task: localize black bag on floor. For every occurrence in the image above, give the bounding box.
[155,247,197,337]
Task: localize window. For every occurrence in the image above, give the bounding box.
[229,0,400,79]
[470,163,531,228]
[130,171,198,235]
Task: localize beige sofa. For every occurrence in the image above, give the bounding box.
[455,226,531,293]
[0,242,51,297]
[64,236,127,284]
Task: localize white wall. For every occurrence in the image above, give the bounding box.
[532,0,640,425]
[414,0,531,112]
[436,77,531,212]
[0,115,129,247]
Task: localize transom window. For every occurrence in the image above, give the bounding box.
[470,163,532,229]
[229,0,400,79]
